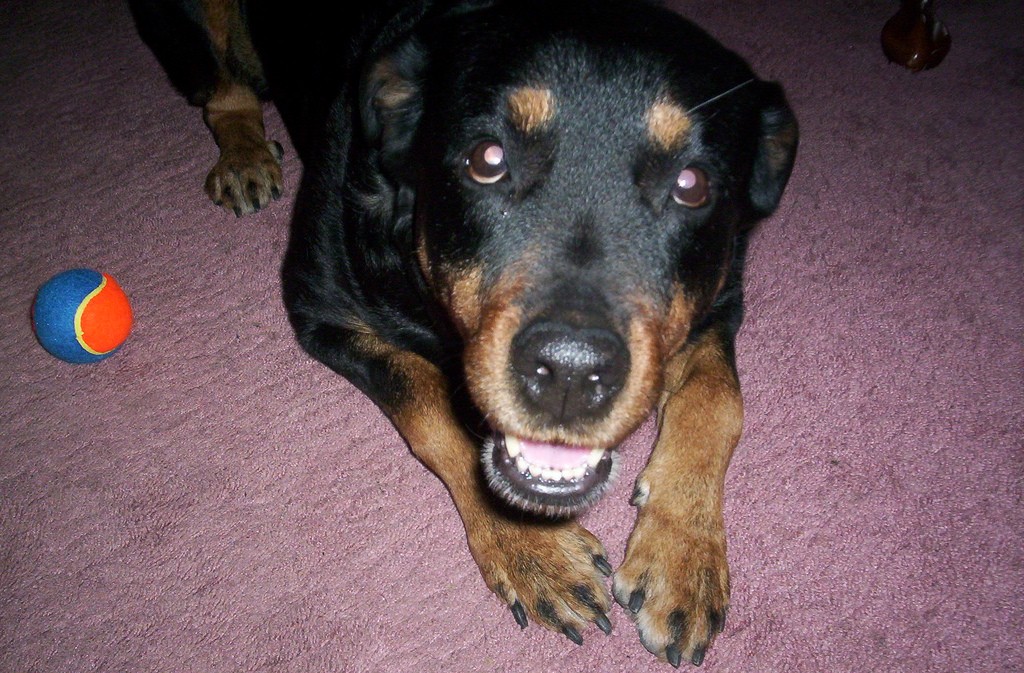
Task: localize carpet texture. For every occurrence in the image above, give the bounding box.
[1,1,1021,671]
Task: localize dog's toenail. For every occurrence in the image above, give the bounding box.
[628,588,646,613]
[510,600,528,629]
[562,625,583,645]
[665,644,682,668]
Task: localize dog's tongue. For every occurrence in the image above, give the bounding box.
[519,438,593,470]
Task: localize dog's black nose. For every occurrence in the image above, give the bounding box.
[511,320,629,424]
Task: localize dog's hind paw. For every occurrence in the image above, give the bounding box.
[204,139,284,216]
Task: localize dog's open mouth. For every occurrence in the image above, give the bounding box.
[482,433,618,517]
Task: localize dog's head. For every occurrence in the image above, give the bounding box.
[362,0,797,516]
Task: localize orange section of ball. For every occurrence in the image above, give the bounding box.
[79,274,133,354]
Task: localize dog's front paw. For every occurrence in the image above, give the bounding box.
[613,506,729,667]
[468,514,614,644]
[204,139,284,216]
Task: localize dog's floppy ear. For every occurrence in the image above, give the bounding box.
[747,81,799,218]
[361,38,428,183]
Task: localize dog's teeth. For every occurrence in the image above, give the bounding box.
[503,437,603,482]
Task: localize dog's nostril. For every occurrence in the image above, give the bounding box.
[511,321,629,423]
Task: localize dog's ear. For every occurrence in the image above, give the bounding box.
[747,81,799,218]
[361,38,428,183]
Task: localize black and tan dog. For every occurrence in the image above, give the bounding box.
[131,0,797,666]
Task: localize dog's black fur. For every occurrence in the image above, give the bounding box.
[133,0,797,665]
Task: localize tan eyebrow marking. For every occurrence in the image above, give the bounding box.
[647,100,692,151]
[370,58,417,110]
[507,87,556,134]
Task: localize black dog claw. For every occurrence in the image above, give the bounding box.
[510,600,528,629]
[709,609,727,634]
[691,645,706,667]
[628,588,646,613]
[593,555,613,577]
[665,645,682,668]
[595,613,612,635]
[563,625,583,645]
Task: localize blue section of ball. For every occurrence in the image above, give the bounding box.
[32,269,110,364]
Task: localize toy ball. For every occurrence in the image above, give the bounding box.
[32,269,133,363]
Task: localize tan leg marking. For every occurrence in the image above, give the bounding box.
[613,328,741,666]
[202,81,283,216]
[194,0,281,215]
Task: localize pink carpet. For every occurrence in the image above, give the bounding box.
[2,1,1021,671]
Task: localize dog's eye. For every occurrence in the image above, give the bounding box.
[671,167,710,208]
[466,141,508,184]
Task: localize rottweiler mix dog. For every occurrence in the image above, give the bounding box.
[131,0,797,666]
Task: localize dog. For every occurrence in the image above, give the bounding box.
[131,0,797,666]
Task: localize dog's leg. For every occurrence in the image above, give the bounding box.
[613,326,741,667]
[198,0,282,216]
[202,80,282,216]
[130,0,282,214]
[307,324,615,642]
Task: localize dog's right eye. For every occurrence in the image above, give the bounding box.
[466,141,508,184]
[671,166,710,208]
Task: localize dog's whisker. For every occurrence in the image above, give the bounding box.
[688,78,756,114]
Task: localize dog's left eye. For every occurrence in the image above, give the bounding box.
[466,141,508,184]
[671,167,710,208]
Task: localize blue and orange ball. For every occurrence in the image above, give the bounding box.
[32,269,133,363]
